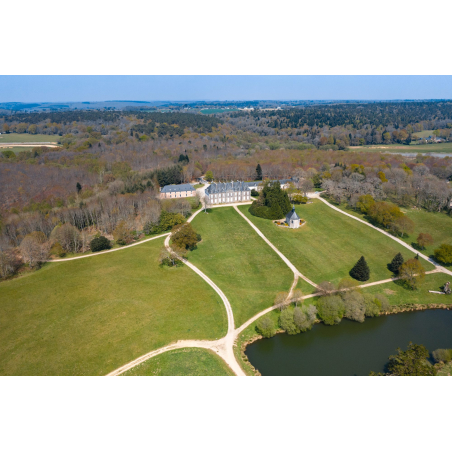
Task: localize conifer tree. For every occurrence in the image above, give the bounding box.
[256,163,263,180]
[349,256,370,281]
[388,252,404,274]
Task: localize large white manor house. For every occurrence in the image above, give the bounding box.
[205,181,251,204]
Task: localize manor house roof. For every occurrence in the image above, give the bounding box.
[161,183,195,193]
[205,181,251,194]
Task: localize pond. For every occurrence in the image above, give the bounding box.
[245,310,452,376]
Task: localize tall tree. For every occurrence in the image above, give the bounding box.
[256,163,262,181]
[416,233,434,250]
[399,258,425,289]
[349,256,370,281]
[388,252,404,274]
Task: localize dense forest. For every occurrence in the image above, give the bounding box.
[0,102,451,280]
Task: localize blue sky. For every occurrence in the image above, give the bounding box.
[1,76,452,102]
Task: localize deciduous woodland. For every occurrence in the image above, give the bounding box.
[0,102,451,280]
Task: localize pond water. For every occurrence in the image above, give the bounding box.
[245,310,452,376]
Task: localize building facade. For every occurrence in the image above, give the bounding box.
[160,183,196,199]
[285,207,301,228]
[205,181,251,205]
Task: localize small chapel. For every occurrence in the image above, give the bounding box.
[285,206,301,229]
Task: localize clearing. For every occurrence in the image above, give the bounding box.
[122,347,234,376]
[349,141,452,154]
[0,133,60,143]
[238,200,435,285]
[0,238,227,376]
[189,207,294,326]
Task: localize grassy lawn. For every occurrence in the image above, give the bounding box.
[361,272,452,307]
[194,183,204,189]
[401,209,452,258]
[238,200,435,286]
[0,238,227,376]
[322,200,452,263]
[122,347,234,376]
[0,133,60,143]
[189,207,294,327]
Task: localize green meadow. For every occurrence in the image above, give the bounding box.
[238,200,435,286]
[189,207,294,327]
[0,238,227,376]
[122,348,234,376]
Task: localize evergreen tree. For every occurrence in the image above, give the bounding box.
[256,163,262,180]
[76,182,82,193]
[349,256,370,281]
[388,252,404,274]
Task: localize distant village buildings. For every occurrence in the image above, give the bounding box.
[205,181,251,205]
[160,183,196,199]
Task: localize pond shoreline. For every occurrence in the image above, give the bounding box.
[241,303,452,376]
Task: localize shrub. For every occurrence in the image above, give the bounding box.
[145,211,186,234]
[316,295,345,325]
[113,221,134,246]
[374,293,390,312]
[256,317,276,338]
[363,294,381,317]
[318,281,336,296]
[434,244,452,265]
[90,236,111,252]
[273,291,289,311]
[279,309,299,335]
[349,256,370,281]
[293,306,316,332]
[368,201,404,228]
[416,233,433,250]
[171,223,200,250]
[250,189,259,197]
[385,343,436,376]
[292,194,308,204]
[50,242,66,258]
[432,349,452,363]
[356,194,375,214]
[343,292,366,322]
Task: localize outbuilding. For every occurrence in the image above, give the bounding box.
[285,207,301,228]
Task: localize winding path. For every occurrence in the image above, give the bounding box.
[105,191,452,376]
[234,205,319,289]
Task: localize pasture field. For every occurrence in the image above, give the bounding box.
[189,207,294,326]
[0,238,227,376]
[0,133,60,143]
[238,200,435,286]
[122,348,234,376]
[412,129,434,138]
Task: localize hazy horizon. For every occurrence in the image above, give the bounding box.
[2,75,452,103]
